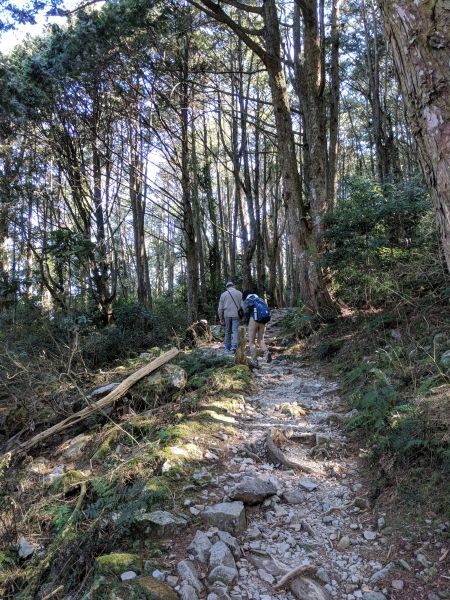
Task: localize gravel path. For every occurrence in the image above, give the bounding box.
[162,310,448,600]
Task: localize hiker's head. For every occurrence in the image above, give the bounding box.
[243,290,257,300]
[226,281,234,288]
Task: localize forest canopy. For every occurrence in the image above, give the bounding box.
[0,0,448,326]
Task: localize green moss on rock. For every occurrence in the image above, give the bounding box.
[96,553,142,576]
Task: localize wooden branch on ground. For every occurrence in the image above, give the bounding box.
[265,430,317,474]
[273,564,318,590]
[4,348,179,459]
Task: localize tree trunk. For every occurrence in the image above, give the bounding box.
[129,106,152,309]
[181,30,199,323]
[328,0,341,206]
[378,0,450,272]
[263,0,337,317]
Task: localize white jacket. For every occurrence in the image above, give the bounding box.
[218,287,243,319]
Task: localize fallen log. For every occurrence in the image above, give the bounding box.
[4,347,179,459]
[265,430,318,474]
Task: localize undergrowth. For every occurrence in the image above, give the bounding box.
[0,347,252,598]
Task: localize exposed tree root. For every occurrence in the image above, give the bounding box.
[273,564,318,590]
[265,430,317,474]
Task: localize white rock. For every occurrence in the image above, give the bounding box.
[120,571,137,581]
[18,537,35,559]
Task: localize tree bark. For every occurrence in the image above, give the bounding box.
[378,0,450,271]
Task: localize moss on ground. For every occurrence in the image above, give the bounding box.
[0,349,253,598]
[96,553,142,575]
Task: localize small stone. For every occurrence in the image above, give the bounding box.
[283,490,304,504]
[179,582,200,600]
[208,565,238,586]
[205,450,219,460]
[337,536,351,551]
[370,563,393,583]
[44,465,65,485]
[391,580,404,591]
[362,593,386,600]
[188,530,212,563]
[398,559,411,571]
[120,571,137,581]
[363,531,377,541]
[316,568,331,584]
[209,541,236,570]
[217,531,241,557]
[18,537,35,559]
[290,576,331,599]
[258,569,275,584]
[298,477,319,492]
[166,575,178,587]
[177,560,204,593]
[377,517,385,530]
[134,576,178,600]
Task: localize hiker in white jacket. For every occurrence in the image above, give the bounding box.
[218,281,243,352]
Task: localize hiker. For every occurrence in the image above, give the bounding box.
[243,290,272,367]
[218,281,244,353]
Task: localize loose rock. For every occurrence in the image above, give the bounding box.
[229,476,277,505]
[201,502,246,534]
[177,560,204,593]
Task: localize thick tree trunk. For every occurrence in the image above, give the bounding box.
[129,113,152,309]
[181,32,199,323]
[378,0,450,271]
[263,0,337,317]
[328,0,341,206]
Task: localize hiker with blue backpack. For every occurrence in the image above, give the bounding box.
[242,290,272,367]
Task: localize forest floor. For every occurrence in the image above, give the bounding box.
[134,310,449,600]
[1,310,449,600]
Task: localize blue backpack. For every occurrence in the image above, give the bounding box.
[252,296,271,324]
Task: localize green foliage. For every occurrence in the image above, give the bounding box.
[83,477,155,528]
[43,503,72,532]
[281,305,320,339]
[324,176,431,306]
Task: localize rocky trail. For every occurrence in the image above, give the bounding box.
[146,310,449,600]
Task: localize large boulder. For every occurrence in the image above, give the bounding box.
[201,502,246,534]
[228,477,277,505]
